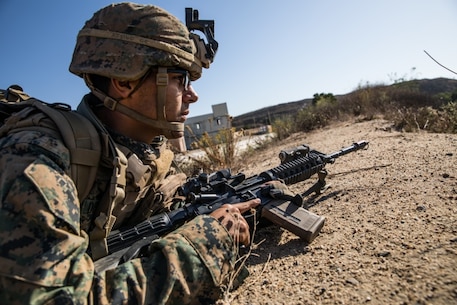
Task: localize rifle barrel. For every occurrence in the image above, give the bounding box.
[326,140,369,161]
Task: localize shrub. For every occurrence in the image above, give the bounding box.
[184,128,240,173]
[271,115,296,140]
[389,102,457,133]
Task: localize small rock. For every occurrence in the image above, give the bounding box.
[346,277,360,285]
[416,205,426,212]
[377,251,391,257]
[314,287,326,296]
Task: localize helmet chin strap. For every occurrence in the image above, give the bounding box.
[83,72,184,140]
[155,67,184,139]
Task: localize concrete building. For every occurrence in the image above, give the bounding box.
[183,102,232,150]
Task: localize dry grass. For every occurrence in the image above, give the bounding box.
[216,210,272,305]
[271,83,457,139]
[184,126,241,174]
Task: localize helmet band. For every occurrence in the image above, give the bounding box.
[78,28,199,66]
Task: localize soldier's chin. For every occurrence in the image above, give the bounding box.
[169,130,184,139]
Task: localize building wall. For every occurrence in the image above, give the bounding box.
[184,103,232,150]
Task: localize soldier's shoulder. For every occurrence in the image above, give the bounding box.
[0,129,71,170]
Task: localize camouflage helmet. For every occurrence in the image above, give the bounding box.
[69,3,203,81]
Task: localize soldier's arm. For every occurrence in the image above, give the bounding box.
[0,131,241,304]
[93,216,240,304]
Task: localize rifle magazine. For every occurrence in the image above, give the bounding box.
[262,200,325,243]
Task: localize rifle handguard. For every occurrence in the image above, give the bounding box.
[120,234,159,263]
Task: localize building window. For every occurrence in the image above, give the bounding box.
[216,117,222,125]
[195,123,200,130]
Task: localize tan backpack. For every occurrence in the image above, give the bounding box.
[0,85,101,201]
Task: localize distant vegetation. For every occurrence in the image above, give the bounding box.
[270,78,457,139]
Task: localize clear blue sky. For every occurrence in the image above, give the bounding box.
[1,1,456,117]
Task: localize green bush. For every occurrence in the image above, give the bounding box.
[438,101,457,133]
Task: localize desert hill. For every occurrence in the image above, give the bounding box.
[231,78,457,129]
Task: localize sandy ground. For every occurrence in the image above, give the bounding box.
[220,118,457,305]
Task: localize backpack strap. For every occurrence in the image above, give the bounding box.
[32,102,102,201]
[77,99,128,260]
[1,86,125,259]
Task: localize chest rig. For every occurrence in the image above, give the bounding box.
[77,99,177,260]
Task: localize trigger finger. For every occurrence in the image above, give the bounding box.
[236,198,261,214]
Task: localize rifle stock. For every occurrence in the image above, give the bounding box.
[98,140,368,263]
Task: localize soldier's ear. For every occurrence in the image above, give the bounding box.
[111,78,133,98]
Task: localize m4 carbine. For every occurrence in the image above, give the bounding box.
[105,140,369,258]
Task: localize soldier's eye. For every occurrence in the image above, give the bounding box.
[167,68,190,90]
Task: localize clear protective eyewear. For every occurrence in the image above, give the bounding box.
[167,68,191,91]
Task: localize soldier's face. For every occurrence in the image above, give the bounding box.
[165,70,198,123]
[134,70,198,123]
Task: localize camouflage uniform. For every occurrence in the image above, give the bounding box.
[0,3,241,304]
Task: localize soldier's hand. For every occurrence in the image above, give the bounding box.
[210,199,260,246]
[262,180,303,206]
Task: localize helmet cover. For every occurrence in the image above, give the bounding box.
[69,3,202,81]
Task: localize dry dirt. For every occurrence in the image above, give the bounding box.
[221,118,457,305]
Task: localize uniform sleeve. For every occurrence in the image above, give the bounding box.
[0,131,94,304]
[0,131,243,305]
[93,215,241,305]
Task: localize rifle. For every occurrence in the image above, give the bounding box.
[94,140,368,271]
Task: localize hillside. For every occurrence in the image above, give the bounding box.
[231,78,457,129]
[231,98,313,129]
[218,118,457,305]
